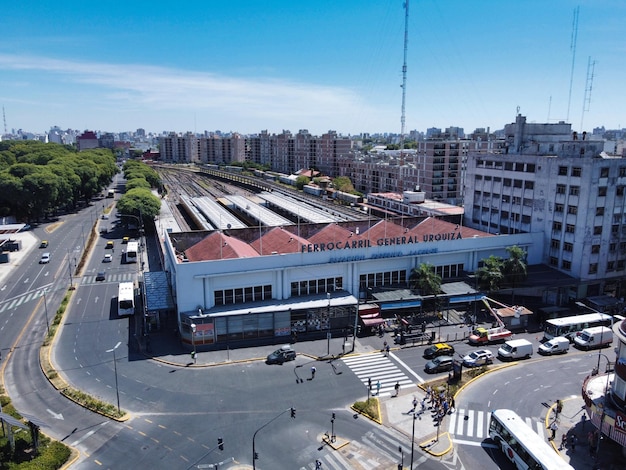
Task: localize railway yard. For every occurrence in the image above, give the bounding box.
[155,165,371,233]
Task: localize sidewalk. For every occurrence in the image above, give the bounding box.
[0,231,40,286]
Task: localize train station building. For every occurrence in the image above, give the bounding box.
[161,216,542,347]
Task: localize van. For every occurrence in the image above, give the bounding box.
[538,336,570,355]
[497,338,533,360]
[574,326,613,350]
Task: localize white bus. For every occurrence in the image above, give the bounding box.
[543,312,613,342]
[118,282,135,316]
[125,241,139,263]
[489,409,573,470]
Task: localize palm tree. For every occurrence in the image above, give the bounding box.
[503,245,528,287]
[409,263,442,296]
[477,255,504,292]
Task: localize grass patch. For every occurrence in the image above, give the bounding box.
[352,397,380,422]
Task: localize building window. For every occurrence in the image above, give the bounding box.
[562,260,571,270]
[526,164,536,173]
[596,207,604,216]
[618,186,624,196]
[555,204,564,213]
[556,184,566,194]
[505,162,513,171]
[620,167,626,177]
[553,221,562,231]
[503,178,512,187]
[618,260,625,270]
[558,166,568,176]
[610,243,616,253]
[571,167,582,177]
[589,263,598,274]
[549,257,558,267]
[594,226,603,235]
[598,187,607,197]
[502,195,510,203]
[567,205,577,215]
[563,242,573,252]
[569,186,580,196]
[524,181,534,190]
[551,239,560,249]
[514,179,522,188]
[565,224,575,233]
[600,167,609,178]
[613,225,620,235]
[591,245,600,254]
[608,261,616,272]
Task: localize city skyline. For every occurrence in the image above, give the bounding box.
[1,0,624,136]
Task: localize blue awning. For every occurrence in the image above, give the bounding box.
[449,294,485,304]
[380,300,422,310]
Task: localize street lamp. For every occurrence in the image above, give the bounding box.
[106,341,122,414]
[43,290,50,337]
[410,413,417,469]
[191,323,197,364]
[327,292,331,355]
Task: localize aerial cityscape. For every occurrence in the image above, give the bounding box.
[1,1,626,469]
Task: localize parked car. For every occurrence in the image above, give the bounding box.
[96,271,106,281]
[423,342,455,359]
[101,214,110,220]
[103,254,113,263]
[39,252,50,264]
[266,345,296,364]
[122,236,130,244]
[106,241,114,249]
[424,355,454,373]
[463,349,494,367]
[39,240,49,248]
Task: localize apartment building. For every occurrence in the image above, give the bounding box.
[464,114,623,297]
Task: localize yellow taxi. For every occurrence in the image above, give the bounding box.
[106,241,114,249]
[39,240,49,248]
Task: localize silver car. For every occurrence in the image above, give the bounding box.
[463,349,494,367]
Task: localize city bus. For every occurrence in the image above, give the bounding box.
[543,312,613,342]
[489,409,574,470]
[118,282,135,316]
[125,241,139,263]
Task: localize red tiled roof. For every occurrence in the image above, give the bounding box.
[185,232,259,261]
[250,227,309,255]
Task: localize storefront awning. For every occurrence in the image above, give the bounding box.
[449,294,485,304]
[380,300,422,310]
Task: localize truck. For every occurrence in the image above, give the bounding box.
[468,297,513,345]
[573,326,613,350]
[497,338,533,360]
[107,189,115,198]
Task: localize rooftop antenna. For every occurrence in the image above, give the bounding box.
[580,56,595,133]
[566,6,579,123]
[398,0,409,193]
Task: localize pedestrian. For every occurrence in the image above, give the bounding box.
[394,381,400,397]
[383,340,388,353]
[315,458,322,469]
[581,414,587,430]
[368,377,372,391]
[569,434,576,451]
[412,396,418,412]
[376,380,381,396]
[560,433,567,450]
[450,397,456,412]
[385,344,390,356]
[549,421,558,440]
[555,399,563,418]
[311,366,316,379]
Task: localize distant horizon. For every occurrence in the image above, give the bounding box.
[2,1,624,135]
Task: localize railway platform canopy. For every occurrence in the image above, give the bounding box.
[258,191,343,224]
[224,194,291,227]
[189,196,246,230]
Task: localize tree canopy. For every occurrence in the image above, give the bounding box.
[0,141,118,221]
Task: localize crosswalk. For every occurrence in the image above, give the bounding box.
[342,352,416,397]
[81,272,135,285]
[448,408,546,442]
[0,286,48,314]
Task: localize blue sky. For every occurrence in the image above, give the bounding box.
[1,0,624,136]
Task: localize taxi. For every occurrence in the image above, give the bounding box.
[39,240,49,248]
[423,342,455,359]
[106,241,115,249]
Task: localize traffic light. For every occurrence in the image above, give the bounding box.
[254,452,259,460]
[290,407,296,419]
[217,437,224,451]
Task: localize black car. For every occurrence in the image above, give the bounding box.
[424,355,454,374]
[96,271,106,281]
[266,345,296,364]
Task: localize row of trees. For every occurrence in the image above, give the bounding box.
[409,245,528,296]
[117,160,162,223]
[0,141,118,222]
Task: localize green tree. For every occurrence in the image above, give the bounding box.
[409,263,441,295]
[477,255,504,292]
[295,175,310,190]
[332,176,355,193]
[503,245,528,287]
[116,188,161,222]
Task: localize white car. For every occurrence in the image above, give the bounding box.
[463,349,494,367]
[103,254,113,263]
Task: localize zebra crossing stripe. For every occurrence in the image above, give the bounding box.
[476,411,485,438]
[466,410,475,437]
[450,408,547,441]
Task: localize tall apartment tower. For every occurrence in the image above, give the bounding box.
[465,114,624,297]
